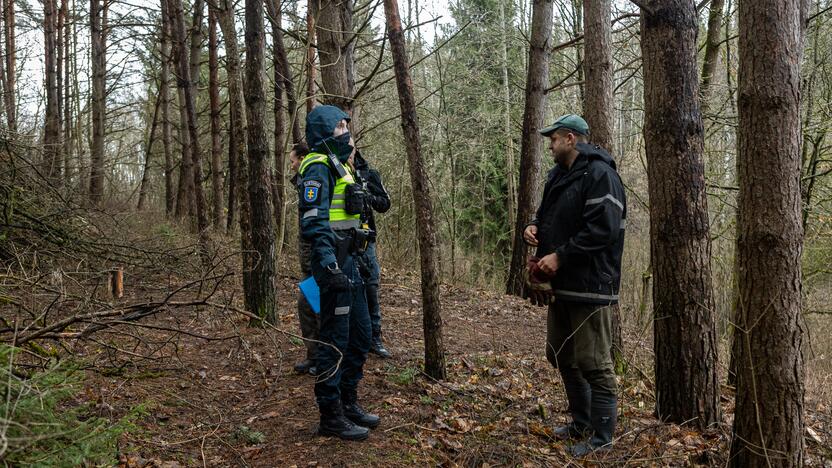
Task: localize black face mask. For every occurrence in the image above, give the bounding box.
[325,132,354,161]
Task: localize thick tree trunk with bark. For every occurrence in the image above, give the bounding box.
[160,1,174,216]
[60,0,71,184]
[208,9,222,229]
[505,0,552,296]
[640,0,720,429]
[583,0,622,365]
[168,0,209,253]
[729,0,805,465]
[314,0,353,111]
[583,0,613,152]
[244,0,277,324]
[383,0,445,379]
[89,0,105,203]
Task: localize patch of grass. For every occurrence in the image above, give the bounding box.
[419,395,434,405]
[232,425,266,445]
[289,337,303,347]
[0,344,143,467]
[390,366,418,386]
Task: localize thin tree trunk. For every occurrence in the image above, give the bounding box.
[729,0,806,464]
[88,0,105,203]
[505,0,552,296]
[640,0,720,429]
[61,0,71,184]
[244,0,277,324]
[161,0,174,216]
[383,0,445,379]
[44,0,61,181]
[0,0,6,130]
[137,87,163,211]
[700,0,725,109]
[306,1,317,112]
[168,0,209,254]
[500,0,516,232]
[266,0,301,144]
[265,0,286,253]
[4,0,14,131]
[208,8,222,229]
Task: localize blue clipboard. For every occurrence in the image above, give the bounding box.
[299,276,321,314]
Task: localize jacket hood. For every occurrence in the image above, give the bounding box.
[305,105,350,154]
[577,142,616,170]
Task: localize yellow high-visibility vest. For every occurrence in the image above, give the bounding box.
[299,152,361,230]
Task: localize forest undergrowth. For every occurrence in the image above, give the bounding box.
[1,154,831,466]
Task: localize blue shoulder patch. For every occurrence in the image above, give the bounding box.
[304,186,319,202]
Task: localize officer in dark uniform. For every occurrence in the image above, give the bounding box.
[524,114,626,456]
[297,105,379,441]
[353,151,392,358]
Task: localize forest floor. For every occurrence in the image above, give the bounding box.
[64,250,829,468]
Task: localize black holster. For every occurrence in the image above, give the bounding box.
[334,228,373,266]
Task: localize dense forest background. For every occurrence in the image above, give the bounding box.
[1,0,831,464]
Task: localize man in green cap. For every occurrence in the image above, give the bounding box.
[523,114,626,456]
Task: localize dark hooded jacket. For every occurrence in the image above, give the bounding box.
[353,151,390,236]
[297,105,352,271]
[531,142,626,304]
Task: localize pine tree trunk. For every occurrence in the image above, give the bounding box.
[700,0,725,109]
[244,0,277,324]
[137,87,163,211]
[265,0,286,253]
[305,1,317,113]
[161,0,174,217]
[315,0,352,111]
[44,0,61,181]
[168,0,209,253]
[583,0,622,367]
[505,0,552,296]
[640,0,720,429]
[61,0,72,185]
[729,0,806,465]
[208,8,223,229]
[383,0,445,379]
[499,0,516,233]
[4,0,15,131]
[89,0,105,203]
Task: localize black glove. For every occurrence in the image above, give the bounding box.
[321,263,351,293]
[527,288,553,307]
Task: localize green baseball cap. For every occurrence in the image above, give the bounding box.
[539,114,590,137]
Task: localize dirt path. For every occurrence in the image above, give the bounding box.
[92,270,827,467]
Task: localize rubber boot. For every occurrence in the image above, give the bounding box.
[570,387,616,457]
[556,367,591,439]
[317,401,370,441]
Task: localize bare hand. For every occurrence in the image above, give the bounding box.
[523,225,539,246]
[538,253,560,276]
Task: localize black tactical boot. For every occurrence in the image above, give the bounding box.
[369,330,392,358]
[294,359,315,374]
[343,402,380,429]
[557,367,592,439]
[317,401,370,441]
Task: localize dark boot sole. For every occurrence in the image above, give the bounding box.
[317,426,369,441]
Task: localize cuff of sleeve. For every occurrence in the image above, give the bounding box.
[555,245,569,267]
[318,254,337,270]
